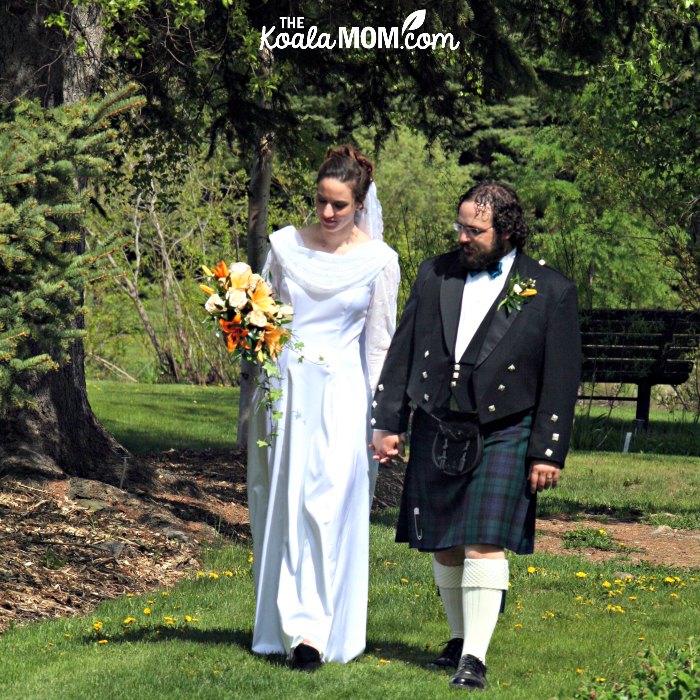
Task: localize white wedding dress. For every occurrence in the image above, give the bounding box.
[247,225,399,662]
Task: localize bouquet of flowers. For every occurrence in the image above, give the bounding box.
[199,260,293,366]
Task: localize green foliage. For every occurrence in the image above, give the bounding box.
[369,126,470,310]
[569,1,700,307]
[450,97,682,309]
[562,526,619,552]
[0,86,143,411]
[574,639,699,699]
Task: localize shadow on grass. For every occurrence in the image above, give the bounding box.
[91,628,431,669]
[536,496,646,520]
[572,413,699,456]
[364,637,435,667]
[91,626,253,650]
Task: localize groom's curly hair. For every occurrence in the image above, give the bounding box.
[457,182,530,250]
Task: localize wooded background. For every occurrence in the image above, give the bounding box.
[1,1,698,482]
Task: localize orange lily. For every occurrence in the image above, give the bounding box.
[255,324,287,361]
[228,263,253,291]
[211,261,229,279]
[219,316,249,352]
[249,280,278,316]
[520,288,537,297]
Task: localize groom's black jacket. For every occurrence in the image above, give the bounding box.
[372,250,582,467]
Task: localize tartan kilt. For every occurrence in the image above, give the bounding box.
[396,408,536,554]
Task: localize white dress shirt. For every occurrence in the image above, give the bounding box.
[454,248,516,361]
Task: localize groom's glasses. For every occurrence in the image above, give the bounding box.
[453,223,494,237]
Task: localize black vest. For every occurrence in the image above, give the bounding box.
[447,295,501,412]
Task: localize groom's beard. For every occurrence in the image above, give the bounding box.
[459,233,508,272]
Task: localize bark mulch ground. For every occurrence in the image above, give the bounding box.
[1,449,698,633]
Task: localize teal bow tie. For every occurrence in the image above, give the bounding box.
[469,261,503,279]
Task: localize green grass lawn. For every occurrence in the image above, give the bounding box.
[11,381,685,697]
[87,381,239,452]
[0,518,697,700]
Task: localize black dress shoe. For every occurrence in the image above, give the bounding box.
[288,643,323,672]
[450,654,487,690]
[427,637,464,669]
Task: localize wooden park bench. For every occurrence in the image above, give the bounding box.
[578,309,700,425]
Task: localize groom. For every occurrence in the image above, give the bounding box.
[371,182,581,690]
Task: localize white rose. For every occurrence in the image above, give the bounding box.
[226,288,248,310]
[246,309,268,328]
[204,294,226,314]
[513,283,523,294]
[277,304,293,319]
[229,261,252,276]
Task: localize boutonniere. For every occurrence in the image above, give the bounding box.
[497,273,537,314]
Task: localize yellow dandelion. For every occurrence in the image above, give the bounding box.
[649,586,655,591]
[209,572,219,580]
[196,571,205,578]
[143,608,151,615]
[123,617,136,625]
[224,571,234,577]
[602,581,612,588]
[670,593,679,599]
[664,577,675,584]
[380,659,389,664]
[628,596,637,601]
[575,572,587,578]
[161,591,169,597]
[596,677,606,683]
[147,599,155,604]
[98,639,108,645]
[64,633,71,638]
[400,578,409,583]
[576,668,584,675]
[47,642,55,648]
[527,566,537,574]
[92,621,103,632]
[248,554,254,563]
[598,529,607,535]
[638,636,645,641]
[126,593,134,598]
[514,623,523,629]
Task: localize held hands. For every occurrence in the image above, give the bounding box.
[370,430,405,464]
[529,461,561,494]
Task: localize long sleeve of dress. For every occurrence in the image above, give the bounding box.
[364,256,400,393]
[263,249,284,298]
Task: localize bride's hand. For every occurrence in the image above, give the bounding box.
[370,431,404,463]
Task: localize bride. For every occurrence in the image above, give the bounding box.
[247,145,399,669]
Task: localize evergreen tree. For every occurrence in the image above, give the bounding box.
[0,86,143,476]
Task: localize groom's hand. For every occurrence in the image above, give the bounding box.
[370,431,404,464]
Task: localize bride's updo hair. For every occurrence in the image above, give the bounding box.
[316,144,374,206]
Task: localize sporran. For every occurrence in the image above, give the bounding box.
[430,414,484,477]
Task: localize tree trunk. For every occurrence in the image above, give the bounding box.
[0,3,126,483]
[236,131,274,447]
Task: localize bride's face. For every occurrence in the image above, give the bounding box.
[316,178,359,236]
